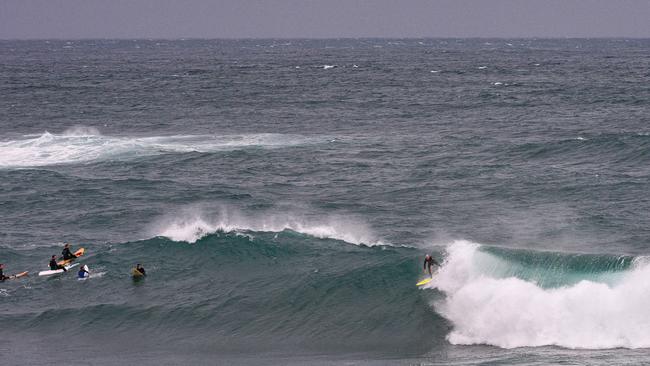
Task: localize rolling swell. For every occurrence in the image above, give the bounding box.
[1,231,443,355]
[4,231,650,354]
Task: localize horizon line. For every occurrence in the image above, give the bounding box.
[2,36,650,41]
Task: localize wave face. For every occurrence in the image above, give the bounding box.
[0,231,440,357]
[428,241,650,349]
[0,129,317,168]
[5,233,647,356]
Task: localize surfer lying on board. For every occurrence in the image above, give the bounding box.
[62,243,78,260]
[50,255,67,271]
[423,254,440,277]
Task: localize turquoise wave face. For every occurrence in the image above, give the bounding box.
[4,232,647,354]
[479,245,633,288]
[0,231,445,356]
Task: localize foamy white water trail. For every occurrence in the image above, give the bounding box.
[152,208,382,246]
[0,129,318,168]
[428,240,650,349]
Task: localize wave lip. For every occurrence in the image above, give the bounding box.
[430,241,650,349]
[152,209,383,246]
[0,130,317,168]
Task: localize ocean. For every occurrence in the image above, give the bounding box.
[1,38,649,365]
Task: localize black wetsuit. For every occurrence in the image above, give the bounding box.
[137,267,146,276]
[50,259,66,271]
[62,248,77,260]
[424,256,440,274]
[0,268,8,281]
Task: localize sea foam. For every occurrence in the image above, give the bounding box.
[0,129,317,168]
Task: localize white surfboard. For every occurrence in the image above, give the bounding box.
[38,263,79,277]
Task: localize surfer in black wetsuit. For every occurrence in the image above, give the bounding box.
[50,255,66,271]
[423,254,440,277]
[0,263,9,281]
[62,243,77,260]
[135,264,146,276]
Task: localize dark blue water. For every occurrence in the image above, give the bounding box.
[1,39,650,365]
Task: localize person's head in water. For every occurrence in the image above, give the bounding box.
[64,243,70,248]
[51,255,56,260]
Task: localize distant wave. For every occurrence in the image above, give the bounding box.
[150,207,383,246]
[0,128,319,168]
[427,241,650,349]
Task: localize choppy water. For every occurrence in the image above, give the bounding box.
[1,39,650,365]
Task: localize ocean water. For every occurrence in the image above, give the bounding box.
[1,39,649,365]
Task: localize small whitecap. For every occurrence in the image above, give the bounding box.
[430,70,440,73]
[352,64,359,68]
[493,82,503,86]
[323,65,336,70]
[478,66,487,70]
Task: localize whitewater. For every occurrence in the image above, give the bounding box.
[428,241,650,349]
[0,128,320,168]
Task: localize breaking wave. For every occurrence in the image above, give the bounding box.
[427,241,650,349]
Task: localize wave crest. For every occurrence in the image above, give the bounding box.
[151,208,383,246]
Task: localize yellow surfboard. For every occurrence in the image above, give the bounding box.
[416,278,433,286]
[131,268,145,278]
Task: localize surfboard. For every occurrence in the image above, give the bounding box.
[131,268,145,278]
[38,263,79,277]
[4,271,29,280]
[57,248,85,266]
[416,278,433,286]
